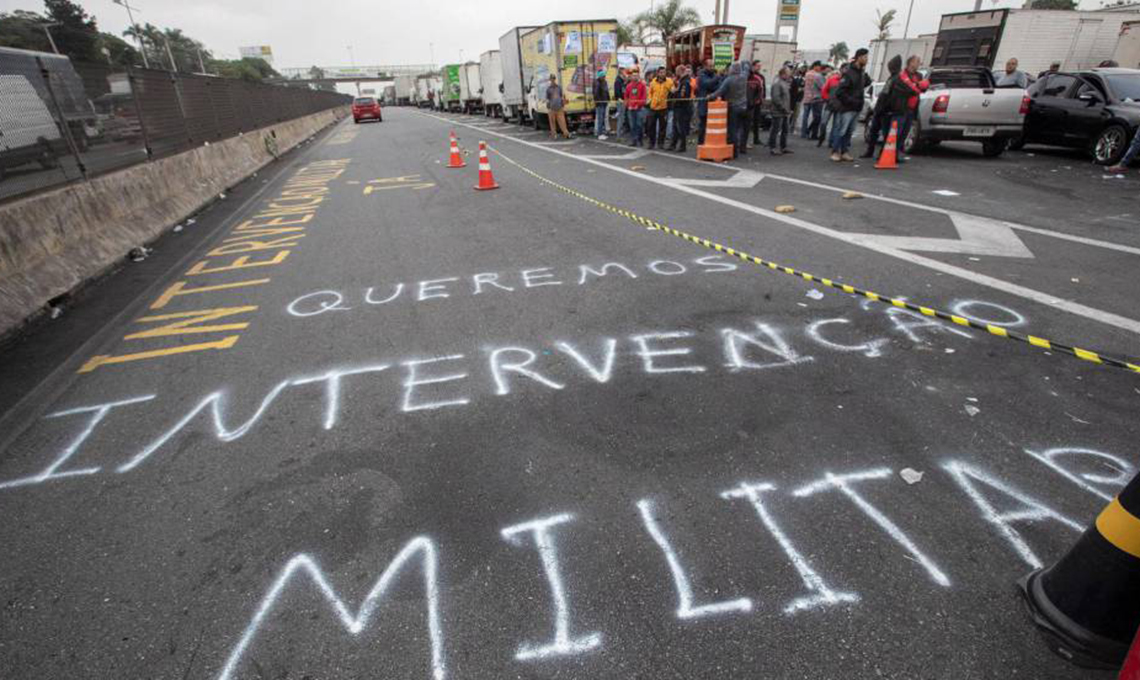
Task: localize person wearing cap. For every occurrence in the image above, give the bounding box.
[593,69,611,140]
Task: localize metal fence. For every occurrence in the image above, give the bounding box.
[0,48,350,204]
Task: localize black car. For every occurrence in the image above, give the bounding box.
[1012,68,1140,165]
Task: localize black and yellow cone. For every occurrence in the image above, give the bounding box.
[1020,471,1140,668]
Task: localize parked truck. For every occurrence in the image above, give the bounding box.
[459,62,483,114]
[742,38,797,91]
[904,66,1029,158]
[440,64,463,111]
[394,75,415,106]
[667,25,746,72]
[930,7,1140,77]
[519,20,620,132]
[500,25,540,124]
[479,50,504,118]
[0,74,64,181]
[415,74,432,108]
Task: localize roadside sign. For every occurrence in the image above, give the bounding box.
[712,42,735,70]
[564,54,579,68]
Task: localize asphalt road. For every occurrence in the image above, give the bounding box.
[0,106,1138,680]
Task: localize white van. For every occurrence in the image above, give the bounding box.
[0,74,63,180]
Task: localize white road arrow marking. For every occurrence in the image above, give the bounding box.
[847,213,1035,258]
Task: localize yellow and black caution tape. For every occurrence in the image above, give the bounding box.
[489,145,1140,376]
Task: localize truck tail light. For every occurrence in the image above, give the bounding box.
[932,93,950,114]
[1020,95,1030,115]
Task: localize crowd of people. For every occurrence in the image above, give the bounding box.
[539,49,1139,175]
[543,46,926,165]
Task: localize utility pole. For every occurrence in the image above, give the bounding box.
[715,0,721,24]
[113,0,149,68]
[722,0,730,24]
[903,0,916,39]
[197,49,208,74]
[40,22,60,55]
[160,34,177,72]
[974,0,983,10]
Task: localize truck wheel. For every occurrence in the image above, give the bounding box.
[1093,124,1129,166]
[981,139,1007,158]
[1008,134,1026,151]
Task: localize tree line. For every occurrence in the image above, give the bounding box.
[0,0,280,81]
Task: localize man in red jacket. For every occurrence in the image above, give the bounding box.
[624,70,648,147]
[897,56,930,154]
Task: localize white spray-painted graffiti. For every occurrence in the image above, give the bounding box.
[215,451,1124,678]
[285,255,741,318]
[0,306,990,492]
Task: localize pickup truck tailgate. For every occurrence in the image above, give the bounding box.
[932,89,1026,126]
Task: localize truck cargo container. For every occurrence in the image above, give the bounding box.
[500,26,541,124]
[480,50,504,118]
[868,35,937,83]
[1115,20,1140,69]
[441,64,463,111]
[667,25,746,72]
[415,74,432,107]
[741,38,797,91]
[520,20,620,132]
[459,62,483,114]
[394,75,415,105]
[931,8,1140,77]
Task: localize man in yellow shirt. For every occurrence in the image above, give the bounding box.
[646,67,674,150]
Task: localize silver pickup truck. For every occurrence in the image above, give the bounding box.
[904,67,1028,157]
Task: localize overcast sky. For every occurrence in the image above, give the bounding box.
[2,0,1100,67]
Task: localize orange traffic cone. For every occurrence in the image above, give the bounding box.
[697,100,735,163]
[875,120,899,170]
[447,132,466,168]
[474,141,499,191]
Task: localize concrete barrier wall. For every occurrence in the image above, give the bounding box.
[0,106,348,338]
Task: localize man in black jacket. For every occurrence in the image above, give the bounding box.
[828,48,871,162]
[861,55,900,159]
[696,60,721,145]
[593,70,611,139]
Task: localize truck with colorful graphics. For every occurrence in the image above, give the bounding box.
[440,64,463,112]
[519,20,620,132]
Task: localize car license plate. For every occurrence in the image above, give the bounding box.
[964,126,995,137]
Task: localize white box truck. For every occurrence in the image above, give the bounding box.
[932,8,1140,76]
[0,74,64,181]
[415,75,433,108]
[394,75,415,106]
[479,50,504,118]
[1115,20,1140,69]
[459,62,483,114]
[500,26,540,124]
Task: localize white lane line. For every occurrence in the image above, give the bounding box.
[590,138,1140,257]
[424,112,1140,337]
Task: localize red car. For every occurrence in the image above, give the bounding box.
[352,96,383,123]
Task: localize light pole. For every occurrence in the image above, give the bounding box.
[40,22,60,54]
[903,0,916,39]
[430,42,435,68]
[112,0,149,68]
[346,45,358,94]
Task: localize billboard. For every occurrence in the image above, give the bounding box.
[239,45,274,64]
[776,0,801,41]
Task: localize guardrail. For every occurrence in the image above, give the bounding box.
[0,51,351,204]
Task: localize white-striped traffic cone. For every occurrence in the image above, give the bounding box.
[474,141,499,191]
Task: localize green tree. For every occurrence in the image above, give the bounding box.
[125,23,211,72]
[635,0,702,44]
[1028,0,1078,8]
[617,18,650,47]
[208,57,280,82]
[97,32,139,66]
[873,8,897,41]
[44,0,100,61]
[829,41,850,66]
[0,10,53,52]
